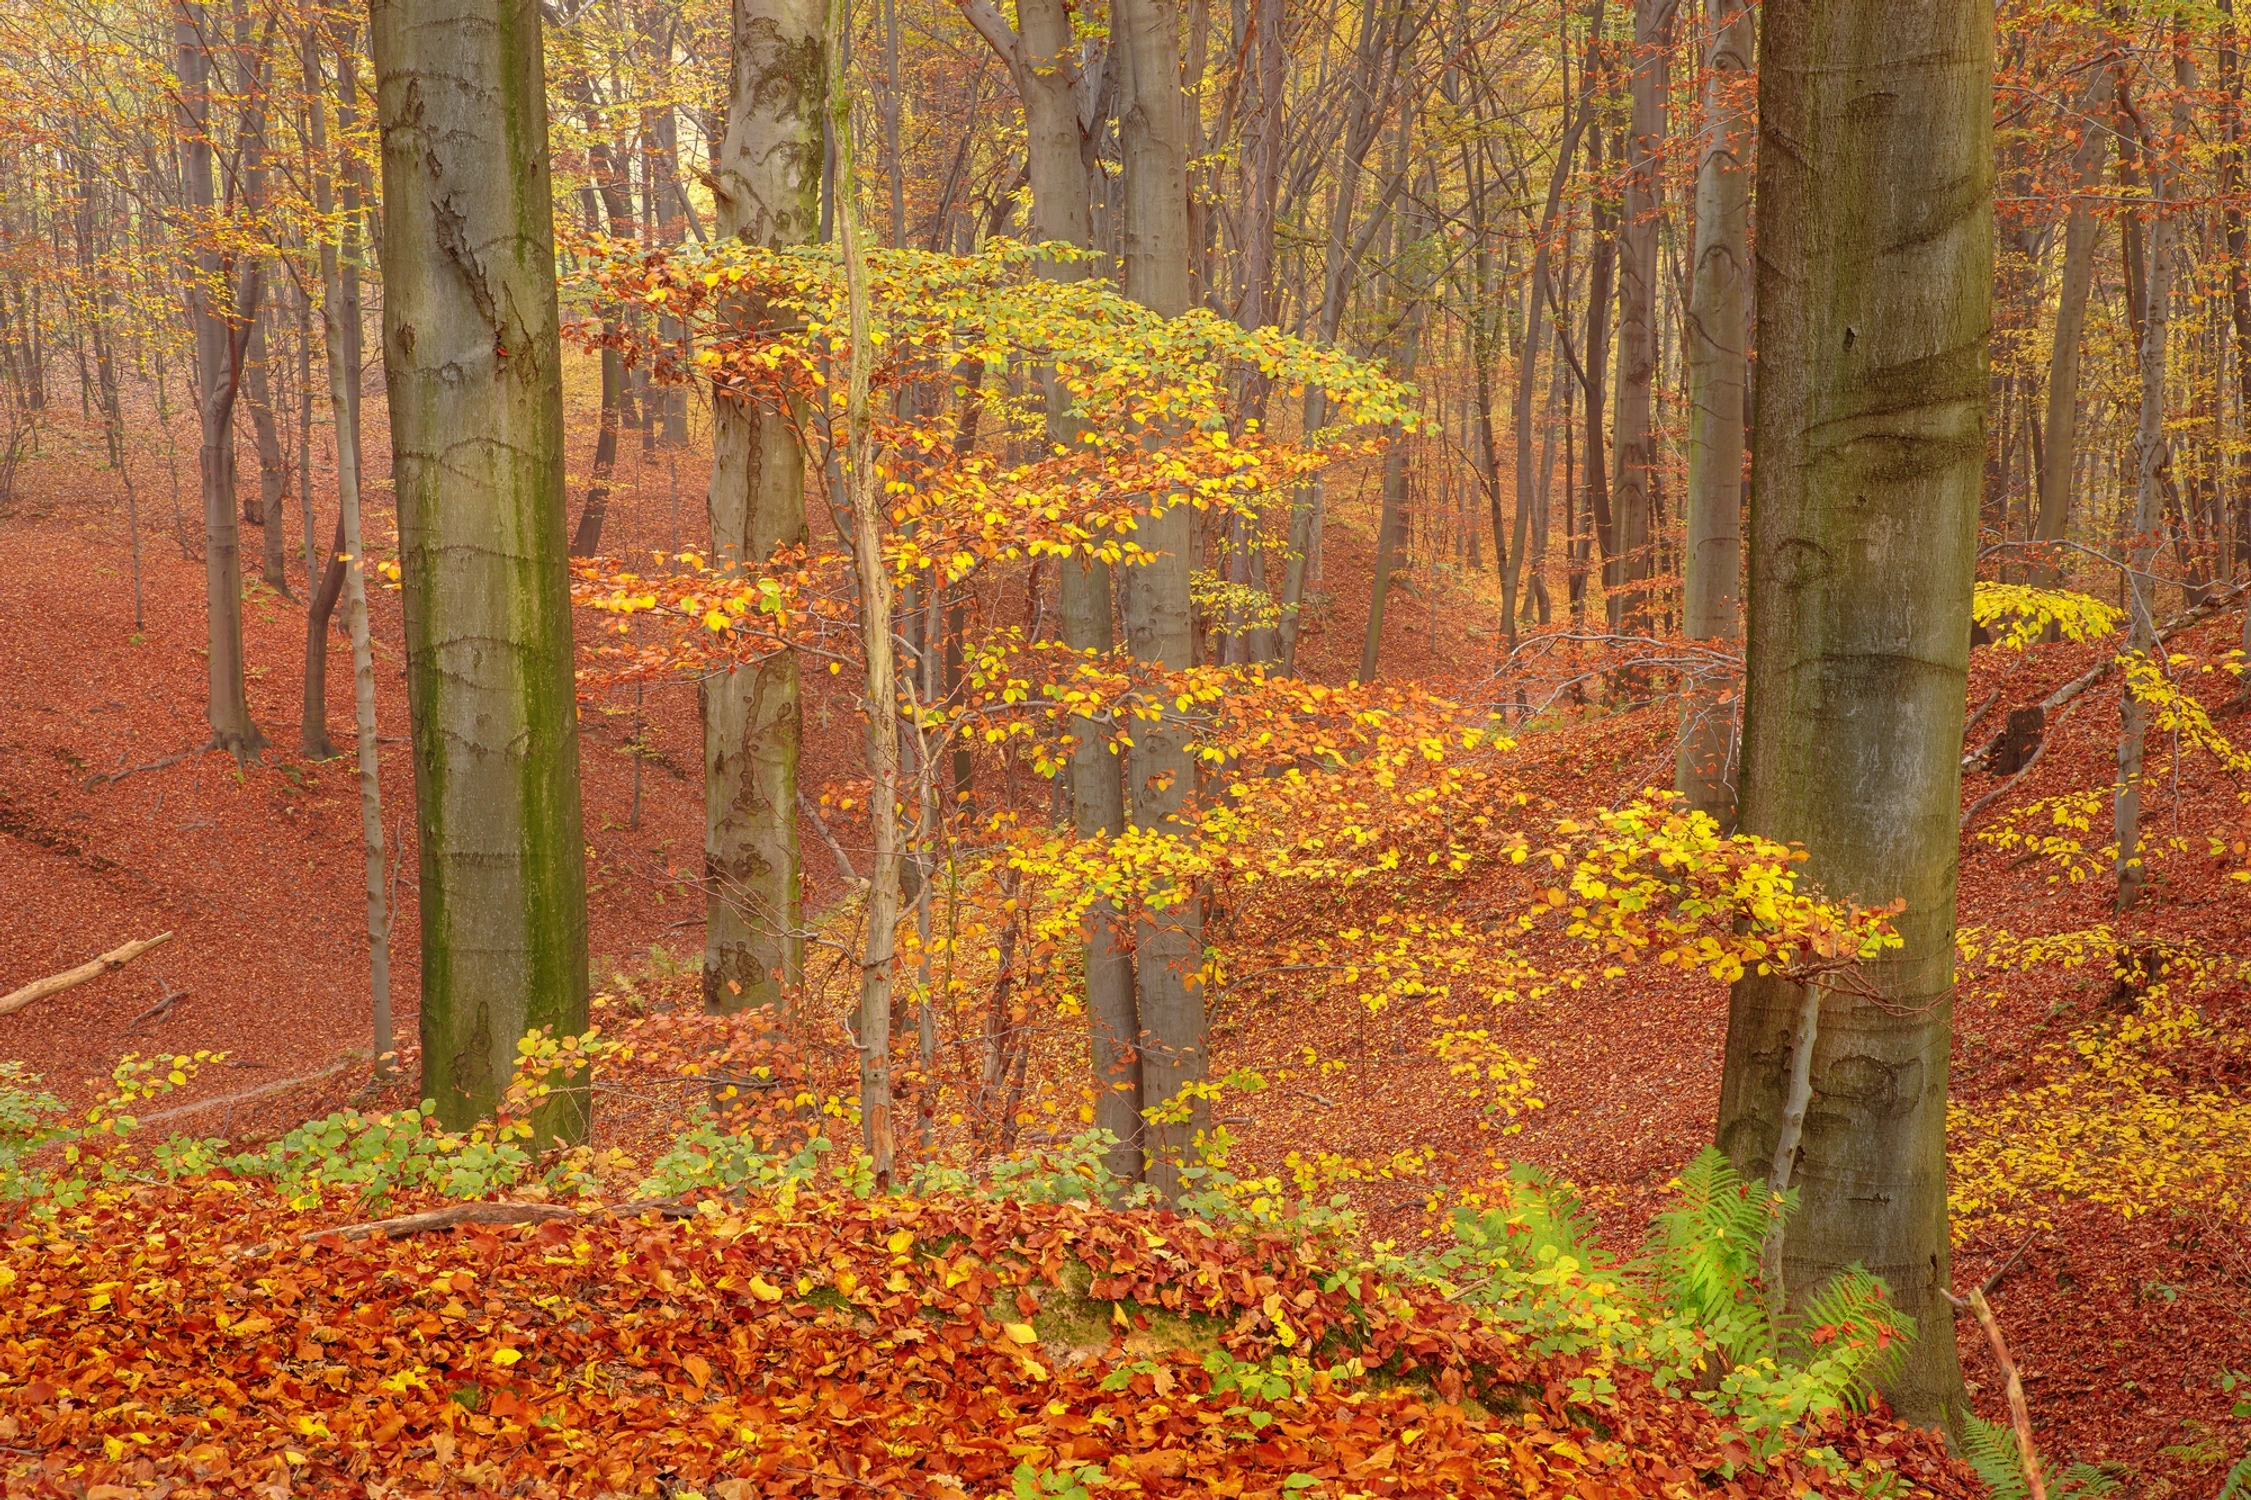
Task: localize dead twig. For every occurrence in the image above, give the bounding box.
[129,985,189,1032]
[1976,1229,2039,1297]
[0,932,174,1019]
[84,745,205,791]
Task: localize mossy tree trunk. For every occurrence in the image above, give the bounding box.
[701,0,823,1018]
[371,0,590,1139]
[1715,0,1988,1430]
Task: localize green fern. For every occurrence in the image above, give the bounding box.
[2217,1450,2251,1500]
[1648,1147,1783,1371]
[1959,1410,2117,1500]
[1785,1267,1913,1410]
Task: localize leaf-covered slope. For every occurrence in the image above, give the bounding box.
[0,1185,1974,1498]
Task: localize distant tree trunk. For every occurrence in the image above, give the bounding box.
[2035,64,2117,570]
[177,0,267,761]
[1115,0,1203,1197]
[569,340,623,556]
[1715,0,1988,1430]
[372,0,589,1140]
[2218,1,2250,583]
[701,0,822,1018]
[1676,0,1751,825]
[244,306,294,594]
[2116,51,2183,914]
[1362,159,1430,684]
[1221,0,1285,667]
[318,17,394,1079]
[300,17,362,762]
[1509,1,1605,638]
[1607,0,1672,637]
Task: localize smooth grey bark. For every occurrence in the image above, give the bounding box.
[1675,0,1751,824]
[2115,57,2182,914]
[177,0,267,761]
[244,308,294,594]
[372,0,590,1139]
[1714,0,1988,1429]
[1607,0,1674,635]
[973,0,1146,1184]
[316,21,394,1079]
[1115,0,1203,1198]
[1361,159,1430,685]
[2034,65,2117,567]
[702,0,822,1017]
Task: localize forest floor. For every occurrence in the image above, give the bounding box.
[2,361,2248,1496]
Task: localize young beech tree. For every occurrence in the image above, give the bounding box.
[372,0,590,1137]
[1715,0,1989,1428]
[1675,0,1752,827]
[176,0,266,761]
[702,0,823,1018]
[1115,0,1203,1199]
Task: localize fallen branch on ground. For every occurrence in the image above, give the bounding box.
[0,932,173,1019]
[133,1053,364,1126]
[1947,1286,2047,1500]
[272,1195,696,1251]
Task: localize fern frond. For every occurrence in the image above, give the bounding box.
[1959,1410,2031,1500]
[2216,1449,2251,1500]
[1647,1147,1781,1367]
[2054,1462,2118,1500]
[1786,1266,1913,1409]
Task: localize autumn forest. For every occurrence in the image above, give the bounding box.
[0,0,2246,1495]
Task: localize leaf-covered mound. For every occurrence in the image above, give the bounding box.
[0,1184,1973,1499]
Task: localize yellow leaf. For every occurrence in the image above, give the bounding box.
[1004,1322,1040,1344]
[748,1275,784,1303]
[491,1347,522,1366]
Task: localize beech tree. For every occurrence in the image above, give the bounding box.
[1114,0,1202,1198]
[372,0,590,1136]
[701,0,823,1018]
[1715,0,1990,1427]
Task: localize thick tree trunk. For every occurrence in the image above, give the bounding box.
[1607,0,1672,636]
[372,0,589,1139]
[701,0,822,1018]
[1675,0,1751,825]
[1715,0,1988,1429]
[2035,65,2117,566]
[1115,0,1203,1198]
[177,0,266,761]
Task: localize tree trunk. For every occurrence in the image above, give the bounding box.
[1115,0,1203,1198]
[1676,0,1751,824]
[372,0,590,1140]
[701,0,822,1018]
[1715,0,1988,1429]
[2115,51,2183,914]
[177,0,267,761]
[1007,0,1145,1184]
[826,0,901,1185]
[2034,64,2118,567]
[318,18,394,1079]
[245,307,294,594]
[1607,0,1672,637]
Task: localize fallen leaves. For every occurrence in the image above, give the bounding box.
[0,1181,1974,1499]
